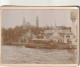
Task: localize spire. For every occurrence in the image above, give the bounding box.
[54,21,57,32]
[51,25,53,30]
[23,17,26,24]
[55,21,56,27]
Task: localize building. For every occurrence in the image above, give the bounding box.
[18,30,35,43]
[23,17,31,29]
[19,14,77,45]
[44,23,74,44]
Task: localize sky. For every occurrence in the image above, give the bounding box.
[2,9,76,29]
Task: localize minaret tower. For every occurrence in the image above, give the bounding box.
[36,16,39,37]
[36,16,39,28]
[70,10,77,36]
[23,17,26,29]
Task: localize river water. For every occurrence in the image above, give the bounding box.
[1,45,76,64]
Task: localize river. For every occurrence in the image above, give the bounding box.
[1,45,76,64]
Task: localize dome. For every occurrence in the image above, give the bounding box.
[53,32,60,38]
[26,22,31,26]
[50,32,61,40]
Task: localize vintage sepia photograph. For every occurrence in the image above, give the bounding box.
[1,7,79,64]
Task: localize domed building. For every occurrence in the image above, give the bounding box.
[49,32,61,42]
[23,17,31,29]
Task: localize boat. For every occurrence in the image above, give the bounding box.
[25,39,77,49]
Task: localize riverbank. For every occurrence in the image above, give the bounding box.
[2,42,77,49]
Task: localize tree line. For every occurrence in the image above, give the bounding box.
[2,25,52,43]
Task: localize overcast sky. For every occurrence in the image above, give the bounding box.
[2,9,76,29]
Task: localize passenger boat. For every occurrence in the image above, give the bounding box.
[25,39,77,49]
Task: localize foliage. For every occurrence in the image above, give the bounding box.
[2,24,52,43]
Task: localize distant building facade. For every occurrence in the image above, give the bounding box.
[19,13,78,45]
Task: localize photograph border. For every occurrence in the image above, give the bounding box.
[0,6,79,66]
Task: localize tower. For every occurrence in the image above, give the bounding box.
[36,16,39,37]
[70,10,77,36]
[70,10,78,45]
[36,16,39,28]
[23,17,26,29]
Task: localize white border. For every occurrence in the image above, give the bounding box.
[0,0,80,6]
